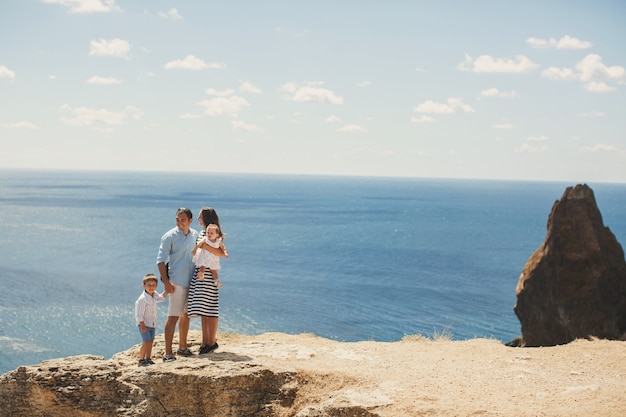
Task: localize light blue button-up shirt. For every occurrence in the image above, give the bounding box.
[156,226,198,287]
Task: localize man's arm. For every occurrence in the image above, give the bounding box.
[156,233,174,292]
[158,262,175,293]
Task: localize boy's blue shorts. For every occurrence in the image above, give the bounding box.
[138,325,156,342]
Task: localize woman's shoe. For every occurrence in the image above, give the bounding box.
[199,343,218,355]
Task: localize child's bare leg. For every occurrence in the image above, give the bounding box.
[211,269,223,288]
[145,340,154,359]
[198,265,206,280]
[139,342,149,360]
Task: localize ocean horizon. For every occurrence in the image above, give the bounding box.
[1,169,625,374]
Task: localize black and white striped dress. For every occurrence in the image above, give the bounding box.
[187,230,219,318]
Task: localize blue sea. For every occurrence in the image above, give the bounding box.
[1,170,625,374]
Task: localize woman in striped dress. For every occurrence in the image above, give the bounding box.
[187,207,227,354]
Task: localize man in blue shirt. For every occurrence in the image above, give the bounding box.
[156,207,198,361]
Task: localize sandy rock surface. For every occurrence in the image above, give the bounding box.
[133,331,625,416]
[2,331,625,416]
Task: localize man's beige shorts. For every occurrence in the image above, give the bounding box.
[167,284,189,317]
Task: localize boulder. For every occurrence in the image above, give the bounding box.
[512,184,626,347]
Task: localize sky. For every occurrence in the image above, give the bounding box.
[1,0,625,183]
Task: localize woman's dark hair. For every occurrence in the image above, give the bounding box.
[199,207,220,227]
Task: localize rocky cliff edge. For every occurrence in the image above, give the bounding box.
[1,331,625,416]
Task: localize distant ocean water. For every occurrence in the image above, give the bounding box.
[1,169,625,374]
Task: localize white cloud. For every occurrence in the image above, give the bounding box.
[558,35,593,49]
[541,67,578,80]
[2,121,37,129]
[0,65,16,79]
[576,54,626,83]
[159,8,183,20]
[231,120,266,132]
[515,142,549,153]
[414,97,474,114]
[165,55,225,70]
[206,88,235,97]
[60,104,143,126]
[411,115,435,123]
[294,29,310,37]
[526,38,551,48]
[273,27,310,37]
[239,81,263,94]
[526,35,592,49]
[325,115,342,123]
[579,111,605,118]
[337,124,367,133]
[89,38,130,58]
[165,55,207,70]
[124,107,143,119]
[480,88,519,99]
[542,54,625,92]
[143,123,160,131]
[580,143,620,153]
[279,82,297,93]
[86,76,122,85]
[293,86,343,104]
[280,82,343,104]
[42,0,121,14]
[198,96,250,116]
[515,135,549,153]
[179,113,202,119]
[459,53,539,73]
[494,123,514,129]
[584,82,616,93]
[357,80,371,87]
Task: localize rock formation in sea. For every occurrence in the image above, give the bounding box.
[511,184,626,347]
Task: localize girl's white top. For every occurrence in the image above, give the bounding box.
[192,237,222,270]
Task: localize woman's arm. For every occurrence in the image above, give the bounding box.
[192,237,210,255]
[219,241,229,258]
[198,241,227,257]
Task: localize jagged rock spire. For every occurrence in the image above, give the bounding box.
[512,184,626,347]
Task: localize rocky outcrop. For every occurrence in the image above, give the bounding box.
[512,184,626,347]
[2,332,626,416]
[0,333,371,417]
[2,355,295,417]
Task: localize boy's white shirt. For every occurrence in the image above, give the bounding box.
[134,291,166,327]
